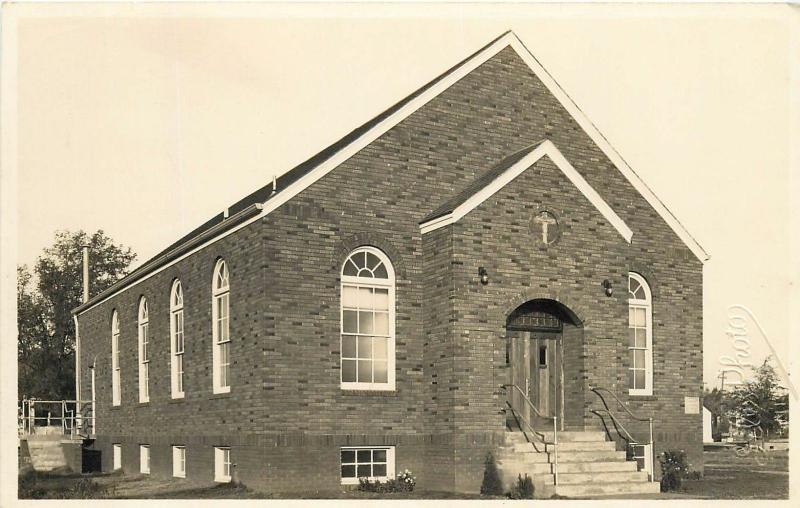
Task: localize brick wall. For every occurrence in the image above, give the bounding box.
[78,44,703,493]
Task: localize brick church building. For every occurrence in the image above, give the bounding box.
[73,31,707,497]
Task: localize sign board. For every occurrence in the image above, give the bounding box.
[685,396,700,414]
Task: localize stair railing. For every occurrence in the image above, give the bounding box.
[18,399,95,438]
[502,383,559,485]
[589,386,655,481]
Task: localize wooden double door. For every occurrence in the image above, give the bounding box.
[508,330,563,428]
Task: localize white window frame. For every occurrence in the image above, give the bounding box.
[340,246,396,391]
[111,311,121,406]
[340,446,395,485]
[112,443,122,470]
[212,259,231,394]
[628,272,653,396]
[138,298,150,403]
[172,445,186,478]
[214,446,231,483]
[170,280,185,399]
[139,444,150,474]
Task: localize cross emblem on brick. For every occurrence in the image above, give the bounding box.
[533,211,559,245]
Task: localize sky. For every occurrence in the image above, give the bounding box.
[5,3,797,391]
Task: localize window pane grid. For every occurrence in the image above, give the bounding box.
[340,448,389,480]
[627,274,651,393]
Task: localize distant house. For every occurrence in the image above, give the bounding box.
[703,407,713,442]
[72,31,706,496]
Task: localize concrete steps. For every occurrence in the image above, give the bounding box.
[497,429,658,499]
[542,480,661,498]
[22,436,83,473]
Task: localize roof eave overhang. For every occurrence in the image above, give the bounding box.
[73,203,263,316]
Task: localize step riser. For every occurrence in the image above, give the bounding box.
[557,471,649,484]
[546,481,660,497]
[557,461,639,473]
[545,441,616,452]
[542,432,607,442]
[557,451,627,462]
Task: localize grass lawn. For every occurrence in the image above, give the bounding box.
[674,447,789,500]
[19,448,789,500]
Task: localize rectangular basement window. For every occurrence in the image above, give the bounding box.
[112,444,122,470]
[340,446,395,485]
[139,445,150,474]
[214,447,231,483]
[172,446,186,478]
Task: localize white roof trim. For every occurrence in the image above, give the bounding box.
[418,140,634,242]
[76,31,708,317]
[256,31,707,261]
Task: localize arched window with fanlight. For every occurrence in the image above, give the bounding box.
[138,297,150,403]
[170,280,185,398]
[212,259,231,393]
[628,272,653,396]
[111,310,121,406]
[340,246,395,390]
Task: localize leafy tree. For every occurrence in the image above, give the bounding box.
[18,230,136,400]
[725,357,787,442]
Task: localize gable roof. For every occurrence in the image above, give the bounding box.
[74,30,707,316]
[419,140,634,242]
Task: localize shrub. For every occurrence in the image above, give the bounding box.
[659,449,689,492]
[357,470,416,493]
[507,474,534,499]
[685,470,702,480]
[480,453,504,496]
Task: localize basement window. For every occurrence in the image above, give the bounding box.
[214,447,231,483]
[112,443,121,470]
[340,446,395,485]
[172,445,186,478]
[139,445,150,474]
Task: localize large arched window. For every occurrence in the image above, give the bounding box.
[212,259,231,393]
[170,280,185,398]
[138,297,150,402]
[628,273,653,395]
[111,310,121,406]
[340,247,395,390]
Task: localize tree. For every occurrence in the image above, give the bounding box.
[18,230,136,400]
[725,357,787,443]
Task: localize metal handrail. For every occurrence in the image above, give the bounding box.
[18,399,95,438]
[503,383,559,485]
[589,386,655,482]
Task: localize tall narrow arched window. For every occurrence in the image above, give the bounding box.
[340,246,395,390]
[111,310,121,406]
[628,273,653,396]
[138,297,150,402]
[212,259,230,393]
[170,280,185,398]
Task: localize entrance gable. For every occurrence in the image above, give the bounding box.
[419,140,633,243]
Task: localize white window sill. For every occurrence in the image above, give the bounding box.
[340,383,395,392]
[213,386,231,395]
[173,473,186,479]
[215,476,231,483]
[628,389,654,397]
[341,476,390,486]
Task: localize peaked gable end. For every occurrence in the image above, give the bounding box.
[419,140,633,243]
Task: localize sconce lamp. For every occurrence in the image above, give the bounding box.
[602,279,613,297]
[478,267,489,285]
